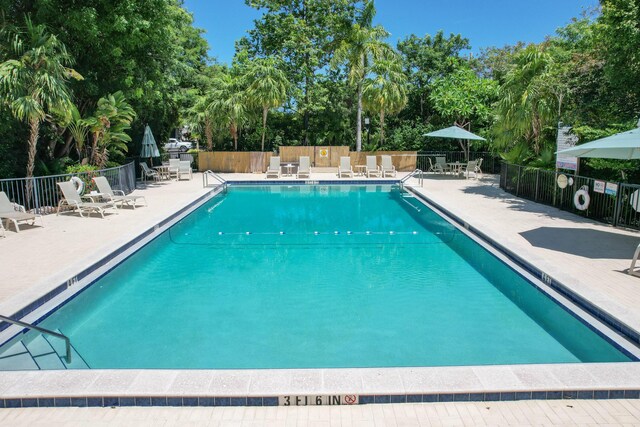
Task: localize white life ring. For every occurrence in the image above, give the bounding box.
[574,187,590,211]
[70,176,84,195]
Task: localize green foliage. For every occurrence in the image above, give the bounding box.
[65,163,98,174]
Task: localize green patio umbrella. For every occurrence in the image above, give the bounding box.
[140,124,160,164]
[424,126,486,159]
[556,127,640,160]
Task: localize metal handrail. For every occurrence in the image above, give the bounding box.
[0,315,71,364]
[203,170,227,188]
[400,169,423,187]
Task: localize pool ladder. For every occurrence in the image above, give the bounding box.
[400,169,423,188]
[203,170,227,189]
[0,314,71,363]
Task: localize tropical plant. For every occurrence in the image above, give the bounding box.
[209,71,249,151]
[362,58,408,144]
[83,91,136,168]
[0,17,81,181]
[245,57,289,151]
[332,0,396,151]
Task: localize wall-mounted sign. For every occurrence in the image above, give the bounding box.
[556,124,579,171]
[605,182,618,196]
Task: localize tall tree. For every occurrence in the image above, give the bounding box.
[332,0,395,151]
[245,57,289,151]
[0,17,81,181]
[362,58,408,145]
[209,70,249,151]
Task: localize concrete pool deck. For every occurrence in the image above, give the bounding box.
[1,171,640,415]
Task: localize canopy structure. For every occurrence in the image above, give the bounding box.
[424,126,486,141]
[556,127,640,160]
[140,125,160,159]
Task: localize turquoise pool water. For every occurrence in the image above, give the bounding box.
[39,185,630,368]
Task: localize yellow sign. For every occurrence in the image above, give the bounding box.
[319,148,329,158]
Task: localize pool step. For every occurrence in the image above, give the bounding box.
[0,330,89,371]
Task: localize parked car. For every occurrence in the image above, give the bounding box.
[164,138,193,152]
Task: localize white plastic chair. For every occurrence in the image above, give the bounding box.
[178,160,192,180]
[380,155,396,177]
[365,156,381,178]
[266,156,281,178]
[337,156,353,178]
[297,156,310,179]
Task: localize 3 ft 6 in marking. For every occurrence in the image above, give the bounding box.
[279,395,358,406]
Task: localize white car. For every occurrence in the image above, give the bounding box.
[164,138,193,152]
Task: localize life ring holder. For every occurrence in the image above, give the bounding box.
[70,176,85,195]
[574,185,590,211]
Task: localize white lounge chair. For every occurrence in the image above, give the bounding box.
[57,181,116,218]
[0,191,39,232]
[140,163,160,181]
[463,161,478,179]
[380,155,396,177]
[365,156,381,178]
[427,157,445,174]
[266,156,281,178]
[92,176,147,209]
[297,156,311,179]
[475,158,483,176]
[178,160,192,180]
[337,156,353,178]
[168,159,180,179]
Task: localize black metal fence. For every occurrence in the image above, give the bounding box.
[0,161,137,215]
[500,163,640,231]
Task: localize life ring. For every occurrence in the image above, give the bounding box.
[574,187,590,211]
[70,176,84,195]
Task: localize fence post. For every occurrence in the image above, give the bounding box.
[32,178,40,214]
[534,169,539,202]
[612,181,623,227]
[516,165,521,196]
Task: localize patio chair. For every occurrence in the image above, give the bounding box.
[380,155,396,177]
[57,181,116,218]
[427,157,445,174]
[337,156,353,178]
[178,160,192,180]
[297,156,311,179]
[435,157,450,174]
[140,163,160,181]
[0,191,39,232]
[475,158,484,176]
[168,158,180,179]
[92,176,147,209]
[462,160,478,179]
[365,156,381,178]
[266,156,281,178]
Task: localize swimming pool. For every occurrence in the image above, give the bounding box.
[0,184,635,369]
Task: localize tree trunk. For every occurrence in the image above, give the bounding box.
[231,123,238,151]
[356,82,363,152]
[25,118,40,207]
[379,110,385,145]
[261,106,268,152]
[205,117,213,151]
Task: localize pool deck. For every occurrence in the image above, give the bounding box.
[1,171,640,420]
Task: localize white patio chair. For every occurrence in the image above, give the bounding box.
[57,181,116,218]
[365,156,381,178]
[297,156,310,179]
[178,160,192,180]
[93,176,147,209]
[463,161,478,179]
[266,156,281,178]
[140,163,160,181]
[435,156,450,174]
[380,155,396,177]
[0,191,39,232]
[168,159,180,179]
[337,156,353,178]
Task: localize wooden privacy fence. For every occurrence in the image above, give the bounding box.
[198,148,417,173]
[198,152,272,173]
[350,151,417,172]
[279,146,350,167]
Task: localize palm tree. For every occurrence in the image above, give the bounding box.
[362,58,408,145]
[332,0,395,151]
[189,94,215,151]
[0,17,81,181]
[245,57,289,152]
[209,72,248,151]
[84,91,136,168]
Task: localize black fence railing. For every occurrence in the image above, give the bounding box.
[500,163,640,231]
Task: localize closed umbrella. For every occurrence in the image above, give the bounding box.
[424,125,486,160]
[556,127,640,160]
[140,125,160,163]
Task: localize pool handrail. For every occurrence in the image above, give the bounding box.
[0,314,71,364]
[400,169,423,187]
[203,170,227,188]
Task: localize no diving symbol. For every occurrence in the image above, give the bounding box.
[344,395,357,405]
